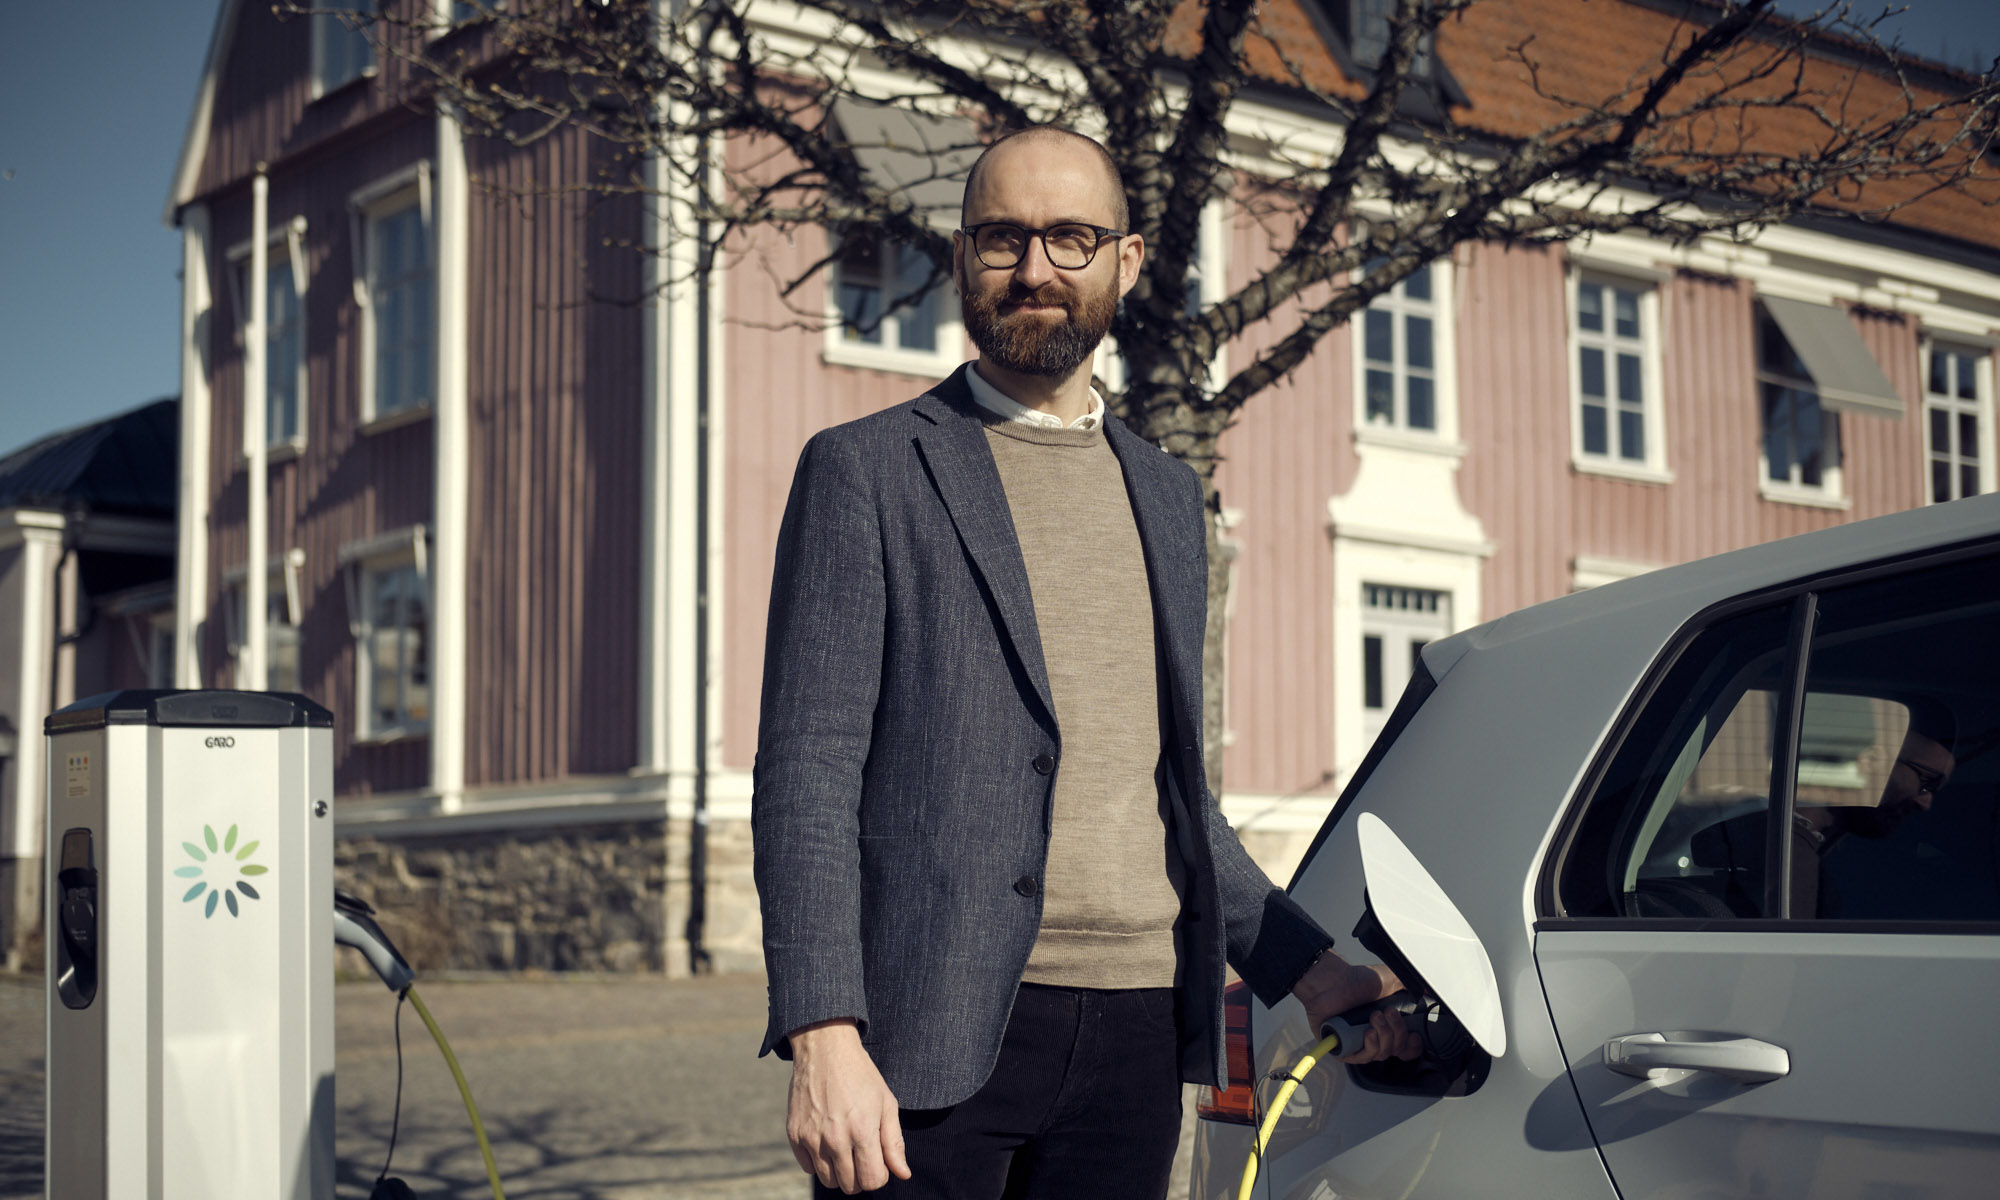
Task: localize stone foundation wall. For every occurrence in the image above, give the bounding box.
[332,814,765,979]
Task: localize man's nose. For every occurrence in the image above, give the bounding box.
[1012,235,1056,287]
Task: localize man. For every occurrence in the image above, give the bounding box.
[753,126,1414,1199]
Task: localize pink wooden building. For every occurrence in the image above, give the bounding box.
[6,0,1987,970]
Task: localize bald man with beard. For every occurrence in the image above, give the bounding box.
[752,126,1415,1199]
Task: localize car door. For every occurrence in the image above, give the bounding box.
[1535,548,2000,1200]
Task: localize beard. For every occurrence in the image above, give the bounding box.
[961,273,1117,378]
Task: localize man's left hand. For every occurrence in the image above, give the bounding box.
[1290,951,1423,1063]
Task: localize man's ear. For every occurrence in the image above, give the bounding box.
[1117,231,1146,299]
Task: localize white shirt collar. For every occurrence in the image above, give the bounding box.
[965,363,1105,432]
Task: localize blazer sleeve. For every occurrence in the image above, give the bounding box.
[752,428,888,1058]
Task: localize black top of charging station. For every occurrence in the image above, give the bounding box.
[46,689,335,734]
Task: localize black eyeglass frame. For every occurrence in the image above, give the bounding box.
[959,222,1126,270]
[1896,757,1949,795]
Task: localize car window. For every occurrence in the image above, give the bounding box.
[1794,555,1999,922]
[1558,603,1794,919]
[1556,550,2000,925]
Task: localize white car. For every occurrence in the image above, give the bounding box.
[1192,491,2000,1200]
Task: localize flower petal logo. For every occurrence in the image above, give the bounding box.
[173,824,269,919]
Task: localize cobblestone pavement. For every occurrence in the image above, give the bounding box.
[1,971,804,1199]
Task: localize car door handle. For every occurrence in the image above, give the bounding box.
[1603,1032,1790,1083]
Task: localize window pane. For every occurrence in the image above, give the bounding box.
[1619,410,1644,462]
[1796,556,1999,920]
[1613,288,1640,339]
[1365,370,1395,425]
[1364,309,1393,365]
[1403,263,1431,302]
[1363,635,1384,710]
[1933,459,1952,504]
[1582,402,1607,456]
[839,282,882,345]
[1762,385,1789,482]
[893,246,937,352]
[1797,401,1823,487]
[1929,350,1950,396]
[1405,315,1433,370]
[1561,603,1794,919]
[1959,413,1980,461]
[1577,282,1603,333]
[1579,346,1605,398]
[1407,375,1435,431]
[1616,353,1642,405]
[1962,464,1979,499]
[1930,406,1949,454]
[1957,353,1978,401]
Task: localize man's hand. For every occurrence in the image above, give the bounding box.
[785,1019,912,1194]
[1291,951,1423,1063]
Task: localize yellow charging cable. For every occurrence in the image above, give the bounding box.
[1237,1031,1345,1200]
[405,984,508,1200]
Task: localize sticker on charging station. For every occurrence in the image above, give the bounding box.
[64,753,90,798]
[174,824,270,919]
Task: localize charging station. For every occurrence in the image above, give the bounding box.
[44,689,335,1200]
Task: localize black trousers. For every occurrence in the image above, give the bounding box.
[815,982,1186,1200]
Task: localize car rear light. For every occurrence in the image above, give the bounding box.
[1196,978,1257,1125]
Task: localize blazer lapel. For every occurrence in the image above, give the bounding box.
[911,372,1058,731]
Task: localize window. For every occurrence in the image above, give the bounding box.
[1358,262,1442,435]
[355,558,429,739]
[1558,552,1999,923]
[362,190,434,420]
[1757,309,1842,496]
[235,253,306,448]
[1341,0,1433,77]
[836,234,940,353]
[1572,274,1659,471]
[1361,584,1449,745]
[312,0,375,97]
[823,232,961,376]
[224,554,304,694]
[1926,343,1990,503]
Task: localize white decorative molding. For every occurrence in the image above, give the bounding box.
[432,107,471,815]
[1571,554,1663,592]
[175,203,213,688]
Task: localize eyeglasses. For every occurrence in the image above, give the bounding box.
[1898,758,1949,795]
[961,222,1124,270]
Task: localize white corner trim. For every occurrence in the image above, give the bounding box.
[431,106,471,816]
[175,204,213,687]
[1352,425,1469,458]
[821,338,965,377]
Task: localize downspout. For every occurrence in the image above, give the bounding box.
[685,4,718,977]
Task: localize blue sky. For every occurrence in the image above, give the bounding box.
[0,0,1993,458]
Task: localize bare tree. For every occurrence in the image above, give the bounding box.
[314,0,1998,793]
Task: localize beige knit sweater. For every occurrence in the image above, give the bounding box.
[982,417,1187,989]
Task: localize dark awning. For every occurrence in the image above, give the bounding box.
[1761,296,1904,420]
[829,99,981,231]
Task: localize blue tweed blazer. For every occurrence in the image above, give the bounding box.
[752,365,1331,1109]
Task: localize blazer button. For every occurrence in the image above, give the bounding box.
[1014,875,1039,897]
[1032,754,1055,775]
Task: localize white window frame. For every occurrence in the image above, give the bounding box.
[1755,306,1847,507]
[1568,267,1671,482]
[1359,583,1450,746]
[222,548,307,693]
[821,230,963,377]
[348,166,435,428]
[227,217,310,455]
[340,526,431,742]
[1351,251,1459,446]
[310,0,377,100]
[1921,337,1994,504]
